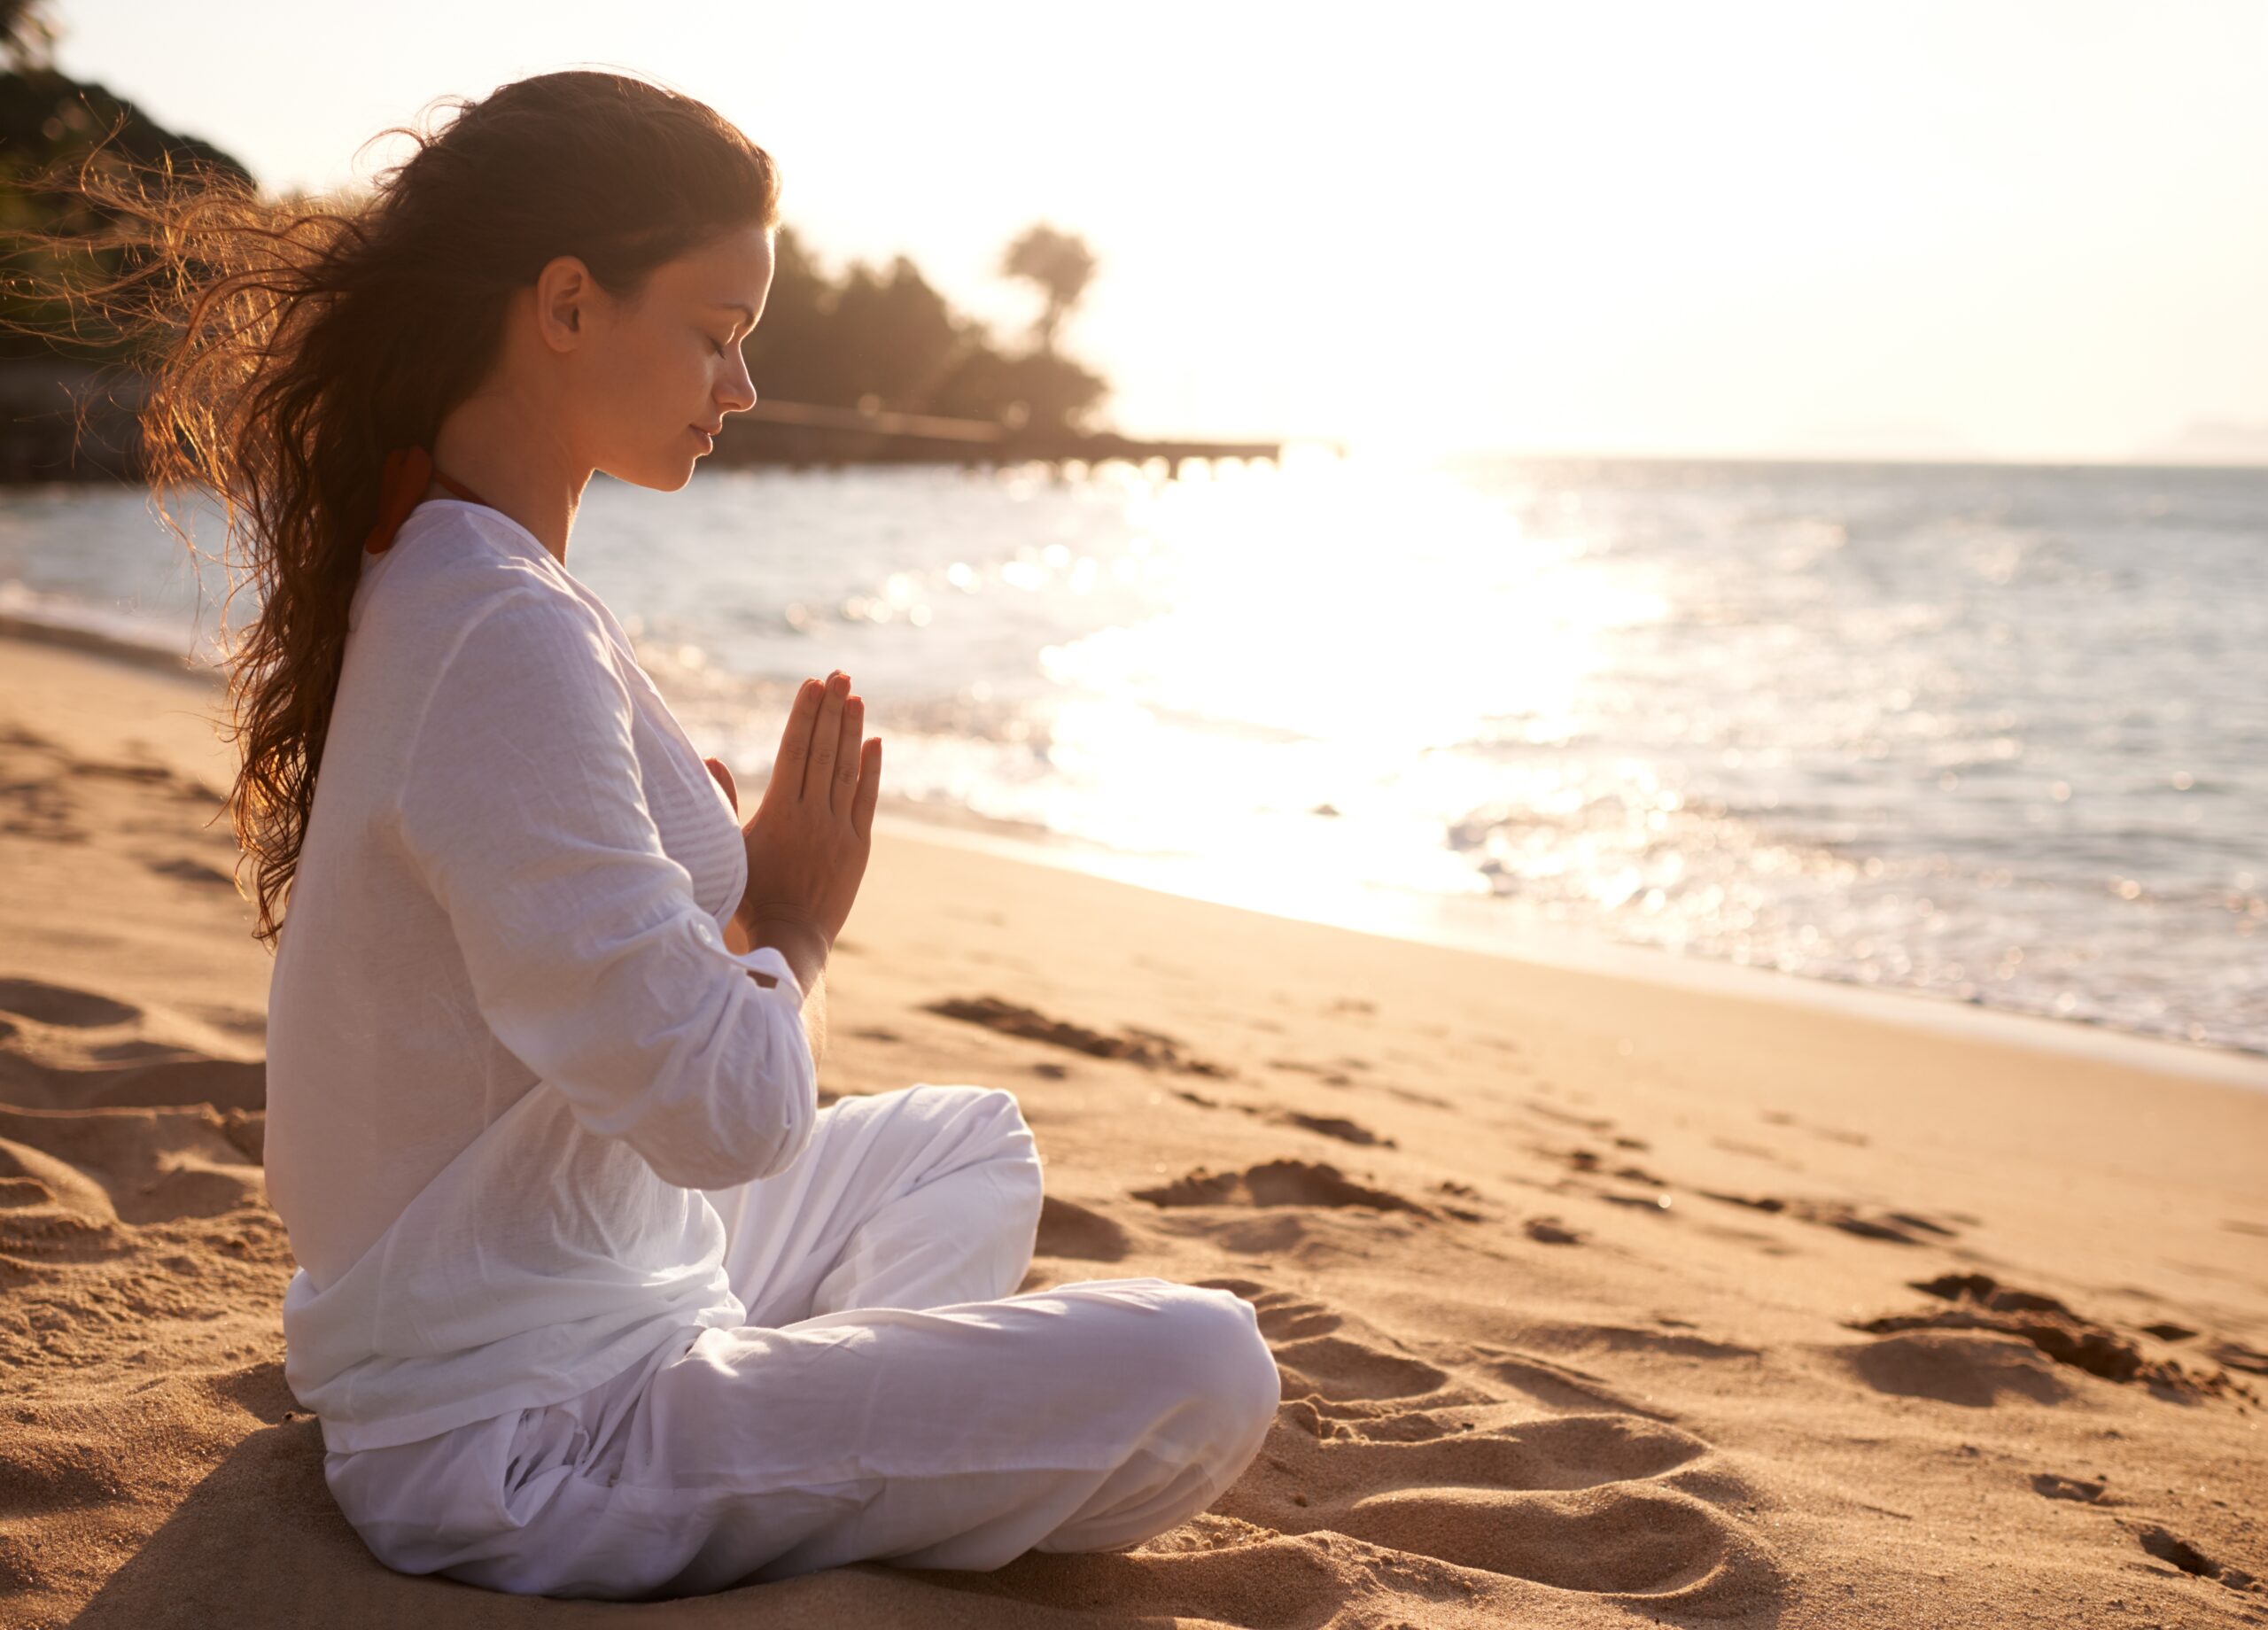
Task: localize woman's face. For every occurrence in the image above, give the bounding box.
[576,223,774,491]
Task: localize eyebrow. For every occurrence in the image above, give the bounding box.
[710,301,757,332]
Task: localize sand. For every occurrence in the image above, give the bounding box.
[1,627,2264,1628]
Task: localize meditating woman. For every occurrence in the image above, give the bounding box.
[88,69,1278,1598]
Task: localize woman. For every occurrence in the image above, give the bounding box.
[32,70,1278,1598]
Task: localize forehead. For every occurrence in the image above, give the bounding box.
[661,224,774,294]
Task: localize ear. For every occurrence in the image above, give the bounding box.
[534,253,594,351]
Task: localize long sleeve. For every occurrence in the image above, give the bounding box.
[393,584,818,1191]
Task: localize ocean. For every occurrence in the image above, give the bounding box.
[4,452,2263,1063]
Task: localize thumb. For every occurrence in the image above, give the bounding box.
[703,756,738,813]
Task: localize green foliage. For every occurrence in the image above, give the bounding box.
[1,0,59,74]
[999,222,1098,355]
[0,65,254,362]
[747,225,1109,435]
[0,52,1110,431]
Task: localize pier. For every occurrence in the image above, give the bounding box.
[0,371,1306,487]
[0,362,1315,484]
[712,399,1301,477]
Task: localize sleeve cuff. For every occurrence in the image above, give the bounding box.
[726,942,805,1004]
[687,912,806,1003]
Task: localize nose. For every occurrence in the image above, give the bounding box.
[717,352,757,415]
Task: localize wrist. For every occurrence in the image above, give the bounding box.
[744,909,831,992]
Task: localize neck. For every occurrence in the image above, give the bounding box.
[428,392,586,565]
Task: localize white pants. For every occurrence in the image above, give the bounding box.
[322,1083,1282,1600]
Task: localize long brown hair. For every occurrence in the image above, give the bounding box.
[4,70,781,944]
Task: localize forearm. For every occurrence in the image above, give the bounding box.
[800,965,827,1067]
[727,910,828,1062]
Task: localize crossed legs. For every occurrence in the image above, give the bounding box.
[524,1083,1285,1597]
[337,1083,1284,1601]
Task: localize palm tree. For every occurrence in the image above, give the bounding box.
[998,223,1096,357]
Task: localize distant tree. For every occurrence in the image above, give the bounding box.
[0,45,1119,435]
[929,338,1107,437]
[746,236,987,415]
[999,223,1096,356]
[998,348,1109,437]
[0,60,254,361]
[827,253,965,408]
[0,0,57,73]
[741,224,843,405]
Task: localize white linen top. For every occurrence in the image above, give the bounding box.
[263,498,818,1454]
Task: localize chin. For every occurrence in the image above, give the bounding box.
[607,456,699,493]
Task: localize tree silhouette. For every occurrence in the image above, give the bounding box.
[999,223,1096,356]
[742,226,1109,435]
[0,50,1119,444]
[0,0,58,73]
[1,55,255,362]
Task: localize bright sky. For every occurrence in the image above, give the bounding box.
[49,0,2268,462]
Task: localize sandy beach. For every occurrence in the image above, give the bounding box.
[2,627,2264,1629]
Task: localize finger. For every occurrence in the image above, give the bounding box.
[850,734,882,841]
[703,756,737,813]
[804,671,848,800]
[830,695,864,817]
[774,679,822,788]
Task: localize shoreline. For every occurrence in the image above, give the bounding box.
[879,811,2268,1093]
[4,613,2261,1092]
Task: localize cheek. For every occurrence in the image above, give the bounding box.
[594,336,705,436]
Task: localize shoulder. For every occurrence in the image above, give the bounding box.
[354,502,607,661]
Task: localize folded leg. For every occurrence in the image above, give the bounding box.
[701,1082,1045,1325]
[433,1275,1284,1599]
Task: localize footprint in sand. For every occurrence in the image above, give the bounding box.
[1524,1100,1618,1134]
[1513,1323,1762,1364]
[0,980,265,1114]
[1524,1215,1585,1246]
[921,996,1230,1077]
[1168,1093,1403,1156]
[1131,1159,1432,1217]
[1272,1334,1449,1405]
[1698,1190,1961,1246]
[144,856,233,888]
[2210,1339,2268,1377]
[1841,1329,2075,1409]
[1275,1111,1395,1149]
[1031,1195,1130,1263]
[1266,1059,1355,1088]
[1186,1277,1783,1615]
[0,1046,264,1116]
[2132,1525,2263,1594]
[1844,1273,2260,1406]
[0,978,140,1029]
[0,1105,267,1227]
[1465,1346,1681,1422]
[1195,1279,1470,1411]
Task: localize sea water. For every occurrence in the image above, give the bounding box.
[3,452,2261,1060]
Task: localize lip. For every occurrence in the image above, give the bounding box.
[690,423,717,451]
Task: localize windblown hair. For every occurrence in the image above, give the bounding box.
[3,69,781,944]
